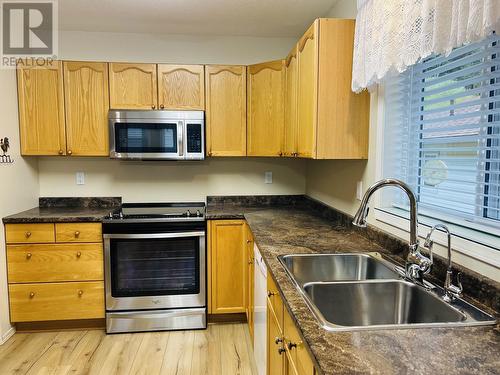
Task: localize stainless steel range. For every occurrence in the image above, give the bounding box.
[103,202,206,333]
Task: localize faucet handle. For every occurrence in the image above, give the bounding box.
[455,272,463,294]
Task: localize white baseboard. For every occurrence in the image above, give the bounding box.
[0,326,15,345]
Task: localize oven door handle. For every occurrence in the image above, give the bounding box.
[103,231,205,239]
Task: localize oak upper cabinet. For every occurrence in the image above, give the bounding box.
[63,61,109,156]
[17,61,66,155]
[158,64,205,110]
[209,220,247,314]
[292,18,369,159]
[284,47,298,157]
[247,60,285,157]
[109,63,157,109]
[205,65,247,156]
[296,21,318,159]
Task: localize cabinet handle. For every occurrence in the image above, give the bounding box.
[279,152,283,157]
[208,151,213,157]
[287,342,297,350]
[78,290,84,296]
[76,251,82,258]
[58,150,64,155]
[74,231,80,238]
[274,337,283,345]
[25,231,31,238]
[278,348,286,355]
[152,104,156,109]
[248,258,253,265]
[29,292,35,298]
[246,239,251,244]
[267,291,276,297]
[67,150,73,155]
[160,104,165,109]
[26,252,32,259]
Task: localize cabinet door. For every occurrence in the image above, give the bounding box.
[297,20,319,159]
[267,302,285,375]
[158,64,204,110]
[210,220,247,314]
[284,47,298,157]
[246,224,255,341]
[284,308,315,375]
[247,60,284,157]
[205,65,246,156]
[109,63,157,109]
[63,61,109,156]
[17,61,66,155]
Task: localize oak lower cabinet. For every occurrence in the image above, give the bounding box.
[205,65,247,156]
[247,60,285,157]
[109,62,158,109]
[5,222,105,323]
[17,61,66,156]
[267,272,316,375]
[158,64,205,110]
[63,61,109,156]
[208,220,248,314]
[286,18,370,159]
[246,223,255,342]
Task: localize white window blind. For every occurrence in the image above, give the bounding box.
[383,34,500,236]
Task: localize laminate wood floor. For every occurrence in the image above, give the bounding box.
[0,323,257,375]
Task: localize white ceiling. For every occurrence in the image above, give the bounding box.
[59,0,339,37]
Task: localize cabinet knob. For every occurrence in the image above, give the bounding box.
[246,239,251,244]
[29,292,35,298]
[152,104,156,109]
[58,150,63,155]
[248,258,253,265]
[67,150,72,155]
[274,337,283,345]
[208,151,213,157]
[78,290,84,296]
[25,231,31,238]
[160,104,165,109]
[74,231,80,238]
[267,291,276,297]
[279,152,283,157]
[26,252,32,259]
[287,342,297,350]
[76,251,82,258]
[278,348,286,355]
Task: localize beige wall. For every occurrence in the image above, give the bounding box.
[0,70,39,342]
[38,157,306,201]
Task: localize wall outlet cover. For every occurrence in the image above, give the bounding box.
[264,171,273,184]
[76,171,85,185]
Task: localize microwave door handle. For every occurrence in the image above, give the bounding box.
[178,121,184,157]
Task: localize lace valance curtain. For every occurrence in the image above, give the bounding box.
[352,0,500,93]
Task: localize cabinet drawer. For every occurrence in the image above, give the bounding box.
[7,243,104,283]
[5,224,55,244]
[55,223,102,243]
[9,281,105,322]
[267,273,284,331]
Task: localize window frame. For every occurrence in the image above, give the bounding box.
[373,83,500,269]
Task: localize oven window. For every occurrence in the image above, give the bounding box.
[114,123,178,153]
[109,237,200,297]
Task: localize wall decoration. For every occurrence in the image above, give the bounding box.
[0,137,14,164]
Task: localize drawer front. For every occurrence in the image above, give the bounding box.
[55,223,102,243]
[9,281,105,322]
[267,273,284,331]
[7,243,104,283]
[5,224,55,244]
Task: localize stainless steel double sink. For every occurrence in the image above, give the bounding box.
[278,253,496,331]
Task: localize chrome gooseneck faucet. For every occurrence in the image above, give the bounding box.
[352,178,433,284]
[424,224,463,302]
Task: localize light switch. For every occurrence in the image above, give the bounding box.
[264,171,273,184]
[76,171,85,185]
[356,181,363,200]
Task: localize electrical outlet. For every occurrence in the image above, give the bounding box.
[76,171,85,185]
[356,181,363,201]
[264,171,273,184]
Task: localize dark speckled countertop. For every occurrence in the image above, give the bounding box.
[207,201,500,375]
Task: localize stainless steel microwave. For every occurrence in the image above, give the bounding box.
[109,110,205,160]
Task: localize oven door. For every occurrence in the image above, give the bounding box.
[110,120,184,160]
[104,231,205,311]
